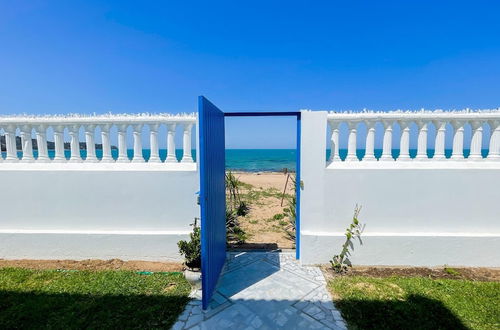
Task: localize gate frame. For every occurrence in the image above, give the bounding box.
[223,111,302,259]
[199,97,302,310]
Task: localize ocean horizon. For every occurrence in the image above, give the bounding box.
[4,148,489,172]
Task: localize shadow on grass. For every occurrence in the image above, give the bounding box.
[336,294,468,330]
[0,290,190,329]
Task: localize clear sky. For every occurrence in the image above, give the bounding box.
[1,1,499,148]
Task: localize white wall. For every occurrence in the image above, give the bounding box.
[0,164,199,261]
[300,111,500,267]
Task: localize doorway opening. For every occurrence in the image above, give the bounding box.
[224,112,301,257]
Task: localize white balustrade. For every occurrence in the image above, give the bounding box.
[345,122,358,161]
[328,122,340,162]
[166,123,177,163]
[380,121,393,161]
[326,109,500,163]
[20,125,34,162]
[0,113,197,165]
[181,123,194,163]
[451,121,465,160]
[364,121,376,161]
[69,125,82,163]
[489,120,500,160]
[399,121,411,161]
[433,120,447,160]
[415,121,428,160]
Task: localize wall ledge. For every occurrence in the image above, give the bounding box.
[0,162,197,171]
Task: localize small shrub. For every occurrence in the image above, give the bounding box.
[273,213,285,221]
[236,201,249,216]
[226,209,247,244]
[249,219,258,224]
[330,205,364,273]
[282,175,297,242]
[177,220,201,270]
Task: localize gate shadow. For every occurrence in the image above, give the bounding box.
[209,251,282,306]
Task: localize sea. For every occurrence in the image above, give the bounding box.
[5,148,487,172]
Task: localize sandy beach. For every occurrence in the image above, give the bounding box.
[231,171,296,249]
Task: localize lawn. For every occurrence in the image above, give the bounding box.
[0,267,191,329]
[328,276,500,330]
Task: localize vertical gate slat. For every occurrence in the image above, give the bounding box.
[199,96,226,310]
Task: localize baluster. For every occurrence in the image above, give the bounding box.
[433,120,447,160]
[84,124,97,163]
[148,124,161,163]
[100,124,113,163]
[398,121,411,161]
[68,124,82,163]
[20,125,34,162]
[451,121,465,160]
[380,121,394,161]
[0,126,3,162]
[488,120,500,160]
[166,123,177,163]
[117,124,129,163]
[35,125,49,162]
[345,122,358,161]
[469,120,483,160]
[132,124,144,163]
[328,121,340,162]
[364,121,376,161]
[53,125,66,162]
[5,125,18,163]
[415,121,428,160]
[181,123,194,163]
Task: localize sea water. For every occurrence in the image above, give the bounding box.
[4,148,489,172]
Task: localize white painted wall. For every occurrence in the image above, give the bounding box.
[0,164,199,261]
[300,111,500,267]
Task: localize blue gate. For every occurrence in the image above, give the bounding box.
[199,96,226,310]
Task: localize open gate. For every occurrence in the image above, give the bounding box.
[199,96,301,309]
[199,96,226,309]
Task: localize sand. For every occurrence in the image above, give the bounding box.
[230,171,296,249]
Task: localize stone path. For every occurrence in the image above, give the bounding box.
[172,251,347,329]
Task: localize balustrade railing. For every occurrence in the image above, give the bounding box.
[327,109,500,162]
[0,114,196,164]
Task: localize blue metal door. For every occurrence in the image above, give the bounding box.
[199,96,226,310]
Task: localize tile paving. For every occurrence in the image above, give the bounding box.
[172,251,347,329]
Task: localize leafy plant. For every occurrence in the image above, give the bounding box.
[226,209,247,244]
[236,200,249,216]
[226,171,249,215]
[177,219,201,270]
[282,175,297,242]
[330,205,364,273]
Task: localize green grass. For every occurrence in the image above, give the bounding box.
[0,267,191,329]
[329,276,500,330]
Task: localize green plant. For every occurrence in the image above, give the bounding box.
[226,209,247,244]
[444,266,461,276]
[177,219,201,270]
[273,213,285,220]
[226,171,245,213]
[236,200,249,216]
[330,205,364,273]
[282,175,297,241]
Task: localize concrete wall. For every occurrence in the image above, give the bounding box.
[300,111,500,267]
[0,164,199,261]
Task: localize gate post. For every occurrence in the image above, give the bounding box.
[300,111,328,264]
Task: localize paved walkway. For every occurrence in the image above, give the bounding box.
[173,252,347,330]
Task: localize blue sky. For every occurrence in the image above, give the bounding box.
[1,1,499,148]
